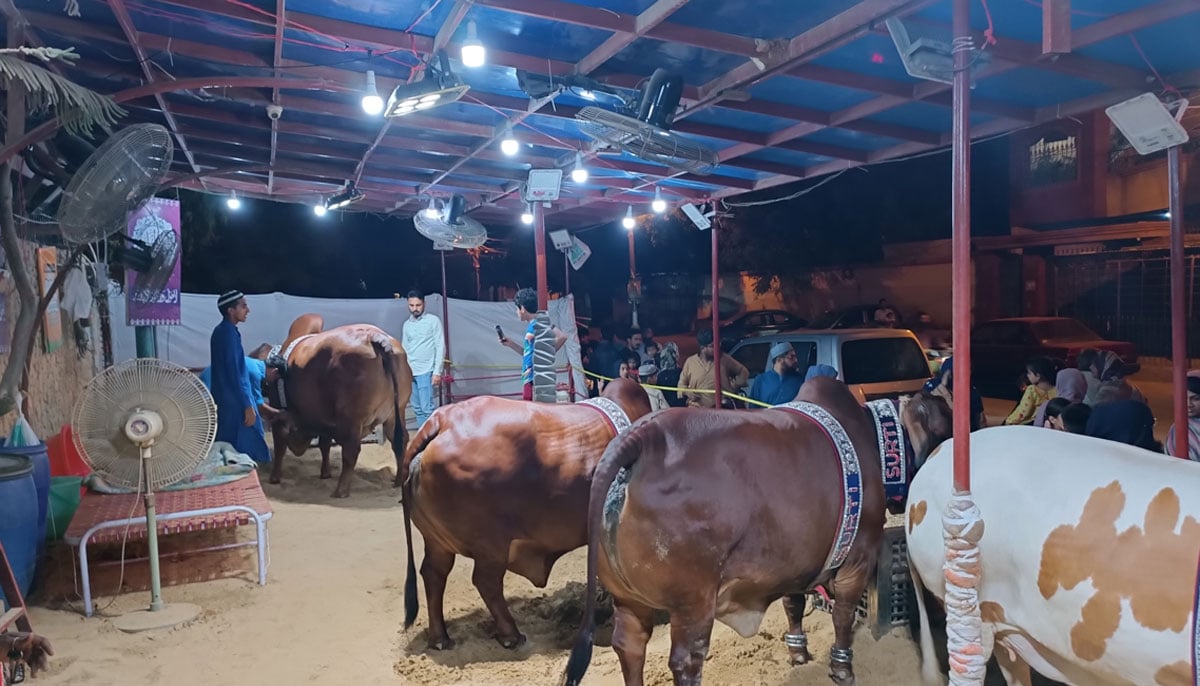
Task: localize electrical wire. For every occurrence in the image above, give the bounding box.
[721,169,849,208]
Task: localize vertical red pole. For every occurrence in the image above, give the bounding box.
[951,0,972,491]
[534,203,549,311]
[440,248,452,404]
[1169,145,1187,458]
[711,221,722,408]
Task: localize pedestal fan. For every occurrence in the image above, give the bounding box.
[72,358,217,632]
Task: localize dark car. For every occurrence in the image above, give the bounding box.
[970,317,1138,397]
[809,305,896,330]
[696,309,808,339]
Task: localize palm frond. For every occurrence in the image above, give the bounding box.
[0,48,125,137]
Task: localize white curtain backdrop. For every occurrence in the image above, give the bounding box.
[108,292,585,402]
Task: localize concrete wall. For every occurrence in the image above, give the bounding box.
[0,240,95,439]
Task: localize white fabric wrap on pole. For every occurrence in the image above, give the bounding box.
[532,311,557,403]
[943,490,986,685]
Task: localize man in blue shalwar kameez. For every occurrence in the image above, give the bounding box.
[210,290,270,463]
[749,341,803,406]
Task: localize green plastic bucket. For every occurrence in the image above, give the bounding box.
[45,476,82,541]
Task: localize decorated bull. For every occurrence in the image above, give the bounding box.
[907,426,1200,686]
[265,315,412,498]
[564,377,952,686]
[400,378,652,650]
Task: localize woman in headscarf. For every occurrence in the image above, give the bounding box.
[1164,372,1200,461]
[923,356,987,431]
[1092,350,1148,405]
[1034,368,1087,427]
[1086,398,1160,452]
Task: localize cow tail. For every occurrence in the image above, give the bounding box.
[563,423,646,686]
[908,550,941,686]
[374,337,420,629]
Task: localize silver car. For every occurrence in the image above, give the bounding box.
[729,328,933,404]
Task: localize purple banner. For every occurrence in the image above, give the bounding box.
[126,197,182,326]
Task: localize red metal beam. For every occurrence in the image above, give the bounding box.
[1071,0,1200,47]
[575,0,692,75]
[685,0,939,113]
[0,76,342,165]
[880,18,1151,89]
[107,0,205,185]
[1042,0,1072,55]
[950,0,973,490]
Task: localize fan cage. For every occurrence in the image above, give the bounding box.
[577,108,719,175]
[57,124,175,245]
[131,230,180,304]
[412,214,488,249]
[73,358,217,491]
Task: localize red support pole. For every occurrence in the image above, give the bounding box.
[1169,145,1187,459]
[534,203,549,311]
[440,248,452,405]
[711,222,722,408]
[951,0,973,492]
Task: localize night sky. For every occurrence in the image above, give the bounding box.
[181,135,1011,310]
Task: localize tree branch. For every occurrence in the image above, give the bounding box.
[0,160,40,417]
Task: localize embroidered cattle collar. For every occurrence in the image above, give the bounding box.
[774,401,862,573]
[579,397,633,435]
[865,399,914,505]
[267,334,317,410]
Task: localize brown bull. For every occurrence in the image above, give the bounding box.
[400,378,653,650]
[564,377,952,686]
[266,318,413,498]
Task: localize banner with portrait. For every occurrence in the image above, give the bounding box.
[125,197,182,326]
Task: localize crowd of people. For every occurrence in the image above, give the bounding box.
[926,347,1170,455]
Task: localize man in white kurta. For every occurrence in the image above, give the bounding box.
[401,290,445,427]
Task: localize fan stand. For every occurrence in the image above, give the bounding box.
[110,439,201,633]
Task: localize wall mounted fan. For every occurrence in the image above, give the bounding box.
[412,194,488,249]
[57,124,174,245]
[575,69,719,175]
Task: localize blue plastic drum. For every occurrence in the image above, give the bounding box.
[0,453,39,605]
[0,441,49,549]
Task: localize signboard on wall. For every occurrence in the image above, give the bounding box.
[37,246,62,352]
[126,197,182,326]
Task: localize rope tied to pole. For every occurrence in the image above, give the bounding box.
[942,490,987,685]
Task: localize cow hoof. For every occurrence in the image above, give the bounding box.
[497,633,526,649]
[268,475,281,485]
[428,637,455,651]
[330,489,350,499]
[828,665,855,686]
[319,471,332,480]
[788,648,813,666]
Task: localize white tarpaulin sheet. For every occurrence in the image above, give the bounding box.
[108,292,585,402]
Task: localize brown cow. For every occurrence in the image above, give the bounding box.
[265,319,413,498]
[564,377,952,686]
[399,378,653,650]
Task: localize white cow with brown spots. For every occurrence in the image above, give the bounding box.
[907,426,1200,686]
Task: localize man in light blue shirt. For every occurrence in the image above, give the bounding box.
[401,289,445,427]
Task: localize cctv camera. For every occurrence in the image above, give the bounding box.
[266,104,283,121]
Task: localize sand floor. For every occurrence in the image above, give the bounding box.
[26,443,926,686]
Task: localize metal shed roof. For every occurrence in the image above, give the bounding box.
[5,0,1197,228]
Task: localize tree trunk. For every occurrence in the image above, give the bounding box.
[0,159,40,417]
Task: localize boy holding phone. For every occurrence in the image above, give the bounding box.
[498,287,566,401]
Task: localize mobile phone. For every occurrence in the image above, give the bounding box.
[495,325,506,341]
